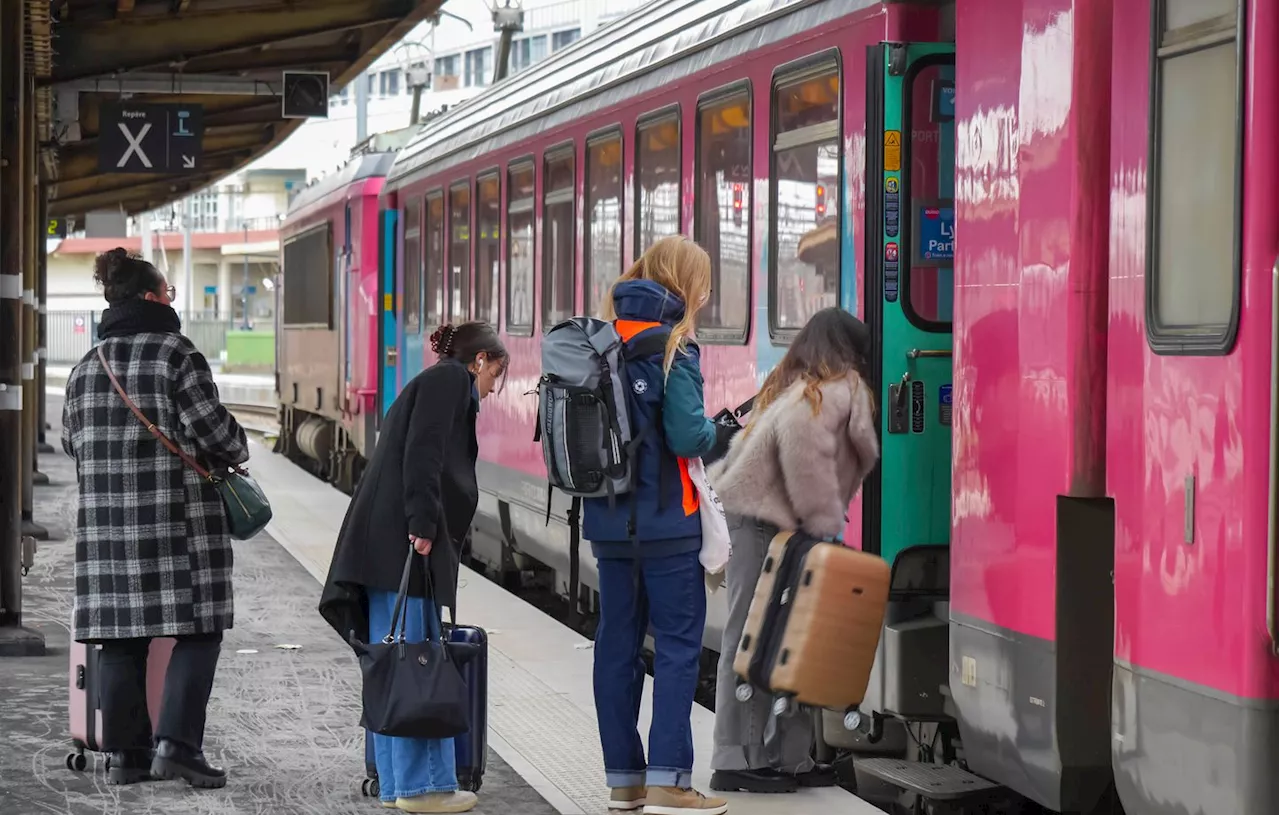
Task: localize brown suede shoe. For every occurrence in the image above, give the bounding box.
[642,786,728,814]
[609,786,647,810]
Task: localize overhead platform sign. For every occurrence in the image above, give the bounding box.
[98,102,204,174]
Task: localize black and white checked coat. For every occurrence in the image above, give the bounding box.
[61,332,249,642]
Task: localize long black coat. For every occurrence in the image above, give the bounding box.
[319,359,479,646]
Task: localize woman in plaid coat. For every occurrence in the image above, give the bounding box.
[61,248,249,790]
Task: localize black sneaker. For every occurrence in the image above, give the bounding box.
[149,739,227,789]
[790,763,837,787]
[106,750,154,785]
[709,768,798,793]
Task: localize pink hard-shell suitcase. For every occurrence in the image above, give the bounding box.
[66,637,174,771]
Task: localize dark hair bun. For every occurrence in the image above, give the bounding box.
[429,324,457,357]
[93,247,161,304]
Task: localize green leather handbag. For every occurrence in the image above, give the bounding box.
[98,346,273,540]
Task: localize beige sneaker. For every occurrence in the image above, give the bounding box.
[395,791,478,813]
[643,786,728,815]
[609,786,648,810]
[381,802,398,809]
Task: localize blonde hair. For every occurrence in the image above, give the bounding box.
[602,235,711,376]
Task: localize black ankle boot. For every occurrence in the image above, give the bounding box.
[709,768,798,793]
[106,749,154,785]
[150,739,227,789]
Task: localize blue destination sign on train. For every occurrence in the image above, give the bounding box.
[918,205,954,262]
[934,80,955,120]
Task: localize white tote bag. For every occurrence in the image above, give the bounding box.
[686,458,731,577]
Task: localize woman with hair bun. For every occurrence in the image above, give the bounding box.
[321,320,507,814]
[62,248,248,788]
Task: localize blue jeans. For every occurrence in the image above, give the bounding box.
[367,589,458,801]
[593,550,706,789]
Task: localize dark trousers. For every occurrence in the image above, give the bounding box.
[98,632,223,753]
[593,550,706,789]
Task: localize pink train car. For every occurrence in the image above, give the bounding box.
[281,0,1277,812]
[275,151,394,492]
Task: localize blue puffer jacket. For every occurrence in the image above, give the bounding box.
[583,279,719,559]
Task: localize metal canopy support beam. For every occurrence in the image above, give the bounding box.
[181,43,360,75]
[36,186,51,459]
[55,73,283,97]
[20,72,47,544]
[49,0,417,83]
[0,0,46,656]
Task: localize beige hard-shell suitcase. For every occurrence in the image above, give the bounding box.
[733,530,890,710]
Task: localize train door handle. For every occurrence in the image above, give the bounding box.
[386,346,398,366]
[907,348,952,360]
[888,372,911,434]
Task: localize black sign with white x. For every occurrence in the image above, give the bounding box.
[98,102,205,174]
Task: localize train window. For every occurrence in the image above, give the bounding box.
[449,181,471,321]
[542,147,576,328]
[282,223,333,327]
[586,131,623,316]
[507,162,535,334]
[402,198,422,335]
[695,88,752,339]
[1147,0,1242,353]
[476,173,501,326]
[770,63,841,338]
[425,192,445,329]
[636,110,681,256]
[902,59,955,331]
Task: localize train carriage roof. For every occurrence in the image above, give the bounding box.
[285,151,397,221]
[387,0,856,188]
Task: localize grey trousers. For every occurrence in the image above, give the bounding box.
[711,516,816,773]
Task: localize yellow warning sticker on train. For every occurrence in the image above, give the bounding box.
[884,130,902,172]
[384,294,393,312]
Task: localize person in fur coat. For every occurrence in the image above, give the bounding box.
[706,307,880,794]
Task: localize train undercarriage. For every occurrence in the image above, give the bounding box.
[274,405,367,495]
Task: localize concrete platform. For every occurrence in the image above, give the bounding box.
[0,397,558,815]
[251,433,890,815]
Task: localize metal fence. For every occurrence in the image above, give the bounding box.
[46,310,238,366]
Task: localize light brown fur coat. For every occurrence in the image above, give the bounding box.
[708,373,879,539]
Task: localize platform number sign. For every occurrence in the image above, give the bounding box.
[98,103,204,174]
[47,218,67,238]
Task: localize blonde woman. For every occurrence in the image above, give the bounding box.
[584,236,733,815]
[707,307,880,794]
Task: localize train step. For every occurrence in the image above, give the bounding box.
[852,758,1000,800]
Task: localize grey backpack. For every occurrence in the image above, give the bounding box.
[534,317,668,502]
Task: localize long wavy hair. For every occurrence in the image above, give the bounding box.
[601,235,711,377]
[748,307,874,433]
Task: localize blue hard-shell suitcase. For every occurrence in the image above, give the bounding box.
[360,623,489,796]
[449,623,489,792]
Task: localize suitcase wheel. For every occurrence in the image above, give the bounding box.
[734,682,754,702]
[66,751,87,772]
[361,777,380,798]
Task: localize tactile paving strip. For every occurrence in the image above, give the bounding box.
[488,648,610,814]
[852,758,999,800]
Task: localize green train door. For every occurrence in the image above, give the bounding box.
[864,42,955,569]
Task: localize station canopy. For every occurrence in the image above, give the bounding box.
[35,0,438,219]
